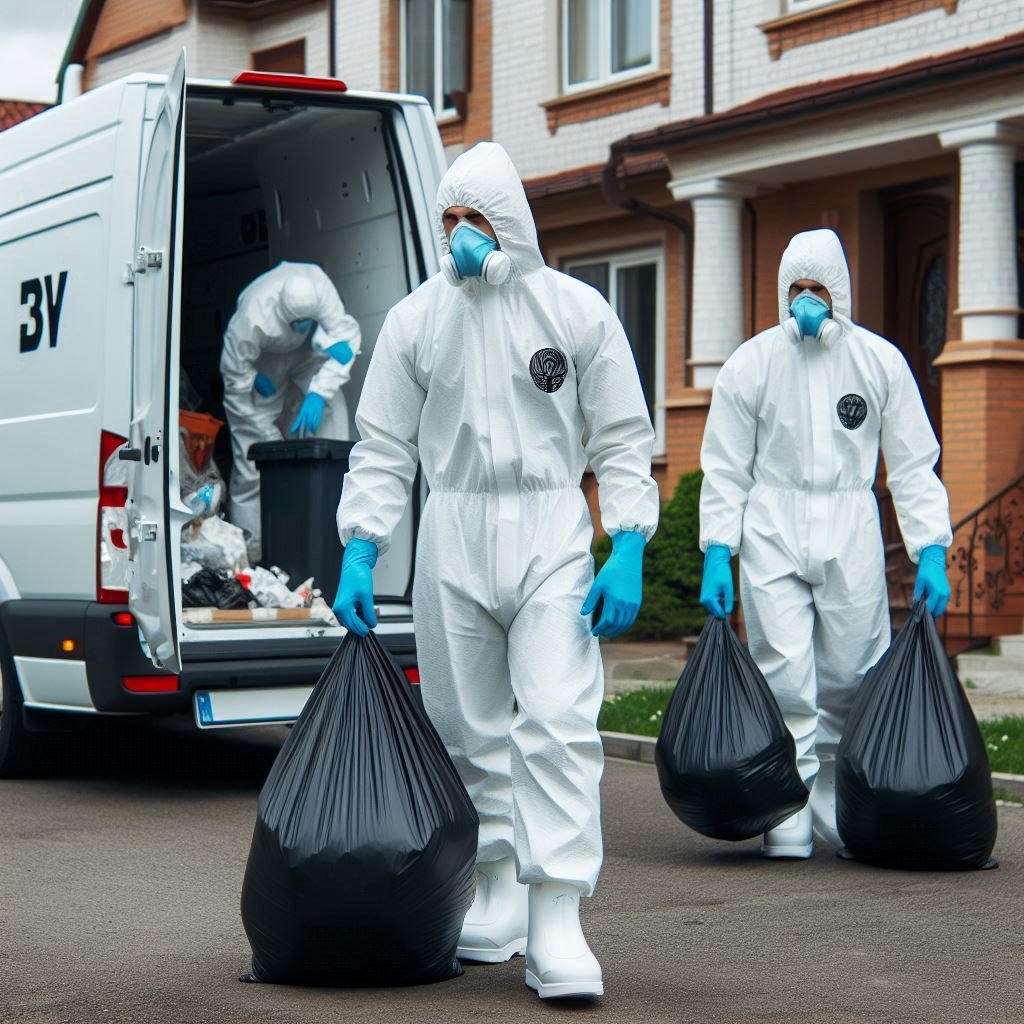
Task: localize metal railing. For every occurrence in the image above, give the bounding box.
[943,473,1024,650]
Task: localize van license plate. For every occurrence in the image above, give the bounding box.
[193,686,313,728]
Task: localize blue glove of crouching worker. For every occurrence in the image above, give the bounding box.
[581,530,646,638]
[333,538,379,636]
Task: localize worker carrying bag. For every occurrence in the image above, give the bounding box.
[240,631,479,985]
[836,598,998,870]
[655,616,808,841]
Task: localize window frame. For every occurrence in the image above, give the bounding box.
[561,0,659,96]
[399,0,458,119]
[563,246,666,456]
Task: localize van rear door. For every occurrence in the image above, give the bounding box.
[126,52,190,673]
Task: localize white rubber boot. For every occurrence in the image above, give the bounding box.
[762,804,814,859]
[457,857,529,963]
[524,882,603,999]
[810,760,841,847]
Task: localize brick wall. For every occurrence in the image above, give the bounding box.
[250,6,329,75]
[491,0,706,181]
[335,1,383,89]
[718,0,1023,111]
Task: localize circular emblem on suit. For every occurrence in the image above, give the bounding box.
[836,393,868,430]
[530,348,568,393]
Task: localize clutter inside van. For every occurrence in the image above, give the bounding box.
[177,410,334,622]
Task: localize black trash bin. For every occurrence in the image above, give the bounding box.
[249,439,354,604]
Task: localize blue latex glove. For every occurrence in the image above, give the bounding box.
[253,372,276,398]
[326,341,353,365]
[289,392,325,435]
[581,530,646,638]
[700,544,734,618]
[333,538,379,636]
[914,544,950,618]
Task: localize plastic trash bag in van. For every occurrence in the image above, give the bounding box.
[655,616,808,841]
[240,631,479,986]
[836,599,998,870]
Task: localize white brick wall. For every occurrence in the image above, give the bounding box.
[89,23,198,89]
[492,0,707,181]
[335,1,382,90]
[718,0,1024,112]
[88,6,330,91]
[250,6,330,76]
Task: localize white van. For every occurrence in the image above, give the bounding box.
[0,55,442,774]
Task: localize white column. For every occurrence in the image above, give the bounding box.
[670,178,756,388]
[940,122,1024,342]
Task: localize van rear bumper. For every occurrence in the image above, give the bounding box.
[0,600,417,715]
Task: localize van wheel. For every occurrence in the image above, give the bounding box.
[0,630,38,777]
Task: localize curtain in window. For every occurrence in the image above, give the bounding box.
[569,0,601,86]
[612,0,652,74]
[443,0,471,110]
[405,0,435,102]
[569,261,610,298]
[616,263,657,417]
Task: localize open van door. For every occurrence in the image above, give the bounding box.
[125,52,189,672]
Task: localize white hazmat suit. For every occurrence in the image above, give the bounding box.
[220,261,361,559]
[699,229,952,846]
[337,144,659,898]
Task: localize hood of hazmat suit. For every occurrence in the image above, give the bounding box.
[777,228,854,343]
[337,142,659,897]
[698,228,952,845]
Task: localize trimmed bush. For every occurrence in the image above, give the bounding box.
[593,469,706,640]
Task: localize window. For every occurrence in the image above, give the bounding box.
[402,0,471,118]
[251,39,305,74]
[564,0,657,92]
[566,249,665,453]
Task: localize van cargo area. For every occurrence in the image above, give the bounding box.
[172,86,419,638]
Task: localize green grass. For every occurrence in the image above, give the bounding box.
[600,692,1024,778]
[992,787,1023,805]
[598,686,674,737]
[979,716,1024,775]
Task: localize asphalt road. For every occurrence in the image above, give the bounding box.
[1,718,1022,1024]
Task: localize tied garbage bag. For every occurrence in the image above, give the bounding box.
[240,631,479,986]
[181,567,255,610]
[655,616,808,841]
[836,599,998,871]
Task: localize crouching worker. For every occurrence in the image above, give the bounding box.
[334,142,659,999]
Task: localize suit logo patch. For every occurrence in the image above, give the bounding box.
[837,393,868,430]
[530,348,568,393]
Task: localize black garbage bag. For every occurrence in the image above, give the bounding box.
[240,631,479,986]
[181,568,254,610]
[836,599,997,870]
[655,616,808,841]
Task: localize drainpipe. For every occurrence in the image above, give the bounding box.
[602,145,694,384]
[328,0,337,78]
[703,0,713,116]
[61,63,84,104]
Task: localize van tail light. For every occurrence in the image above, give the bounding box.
[404,667,420,685]
[122,675,180,693]
[98,430,130,604]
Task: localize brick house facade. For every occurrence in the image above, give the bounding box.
[58,0,1024,646]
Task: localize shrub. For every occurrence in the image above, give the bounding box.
[593,469,706,640]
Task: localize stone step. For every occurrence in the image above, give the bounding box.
[954,652,1024,695]
[997,634,1024,658]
